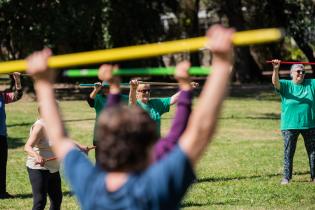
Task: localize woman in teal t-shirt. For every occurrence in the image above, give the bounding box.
[128,82,179,137]
[272,59,315,185]
[128,80,198,137]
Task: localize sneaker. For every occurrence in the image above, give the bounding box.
[310,178,315,183]
[0,192,14,199]
[281,178,289,185]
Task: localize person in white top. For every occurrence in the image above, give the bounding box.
[24,107,88,210]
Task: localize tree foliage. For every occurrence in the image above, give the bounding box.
[0,0,314,82]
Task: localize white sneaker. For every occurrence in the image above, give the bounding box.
[281,178,289,185]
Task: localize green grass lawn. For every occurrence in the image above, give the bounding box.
[2,90,315,210]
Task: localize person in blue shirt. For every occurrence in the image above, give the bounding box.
[26,24,234,210]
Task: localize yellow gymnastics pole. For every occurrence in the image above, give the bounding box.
[0,28,283,74]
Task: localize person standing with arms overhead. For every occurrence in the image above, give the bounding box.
[0,72,23,199]
[86,64,128,159]
[129,79,198,137]
[272,59,315,185]
[102,61,195,161]
[26,24,233,210]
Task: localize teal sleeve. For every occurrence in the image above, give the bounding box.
[121,94,129,104]
[278,80,288,96]
[156,97,171,115]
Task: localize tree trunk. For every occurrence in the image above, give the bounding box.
[220,0,262,82]
[292,34,315,76]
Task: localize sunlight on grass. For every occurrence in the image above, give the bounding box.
[3,91,315,209]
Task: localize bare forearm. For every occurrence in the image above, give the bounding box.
[24,145,40,158]
[89,89,99,99]
[170,91,180,105]
[34,81,69,152]
[179,61,231,165]
[272,69,280,90]
[129,88,137,105]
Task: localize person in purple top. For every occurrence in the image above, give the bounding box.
[26,24,234,210]
[105,61,194,161]
[0,72,23,199]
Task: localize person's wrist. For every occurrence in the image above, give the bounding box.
[109,85,120,94]
[34,80,54,91]
[212,53,233,64]
[179,84,192,91]
[15,83,22,90]
[212,58,232,70]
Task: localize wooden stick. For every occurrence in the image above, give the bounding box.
[0,28,283,73]
[266,61,315,65]
[44,146,96,162]
[79,81,179,87]
[139,82,179,86]
[64,67,211,77]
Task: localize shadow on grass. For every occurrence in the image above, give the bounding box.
[7,121,33,128]
[181,199,239,208]
[7,137,25,149]
[220,113,280,120]
[63,118,95,123]
[14,191,73,199]
[7,118,95,128]
[196,171,309,183]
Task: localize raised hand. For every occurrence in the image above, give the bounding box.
[174,61,192,91]
[206,25,234,64]
[129,79,140,90]
[26,48,54,82]
[190,82,199,89]
[98,64,120,84]
[12,72,22,89]
[272,59,281,70]
[94,82,102,91]
[98,64,120,94]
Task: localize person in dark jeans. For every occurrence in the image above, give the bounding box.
[27,168,62,210]
[272,59,315,184]
[25,118,62,210]
[0,72,22,199]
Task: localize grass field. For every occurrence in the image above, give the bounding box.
[1,89,315,210]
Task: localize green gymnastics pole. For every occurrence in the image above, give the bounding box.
[64,67,211,77]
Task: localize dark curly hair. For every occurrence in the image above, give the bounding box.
[95,105,158,172]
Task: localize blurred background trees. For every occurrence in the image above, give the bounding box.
[0,0,314,83]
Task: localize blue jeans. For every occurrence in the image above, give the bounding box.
[281,128,315,180]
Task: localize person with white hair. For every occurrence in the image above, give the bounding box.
[272,59,315,185]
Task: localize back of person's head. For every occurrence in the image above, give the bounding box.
[96,105,158,172]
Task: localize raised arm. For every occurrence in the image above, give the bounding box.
[178,25,234,166]
[4,72,23,103]
[98,64,121,107]
[271,59,281,90]
[128,79,139,105]
[87,82,102,107]
[170,82,198,106]
[26,49,75,160]
[154,61,193,160]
